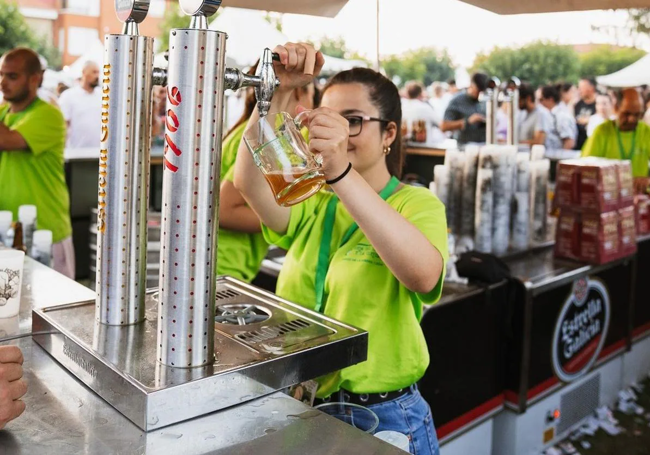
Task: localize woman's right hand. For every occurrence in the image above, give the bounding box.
[272,43,325,94]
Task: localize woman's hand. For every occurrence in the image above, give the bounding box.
[298,106,350,181]
[273,43,325,94]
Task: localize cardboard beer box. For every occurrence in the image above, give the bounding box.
[579,159,619,213]
[635,194,650,235]
[554,210,581,260]
[555,160,580,209]
[580,211,619,264]
[618,206,637,258]
[616,160,634,209]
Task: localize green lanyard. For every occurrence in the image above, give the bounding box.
[313,176,401,313]
[615,122,637,161]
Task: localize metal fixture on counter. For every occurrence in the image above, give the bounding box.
[33,277,368,431]
[34,0,367,433]
[484,77,501,145]
[95,0,154,326]
[504,77,521,146]
[483,76,521,146]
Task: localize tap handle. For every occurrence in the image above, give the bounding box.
[255,48,280,118]
[115,0,150,24]
[178,0,222,16]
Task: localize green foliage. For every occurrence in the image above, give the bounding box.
[0,1,60,68]
[471,41,580,88]
[625,9,650,35]
[382,48,455,87]
[579,45,646,78]
[263,12,283,33]
[309,36,348,59]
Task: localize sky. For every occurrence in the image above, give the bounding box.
[276,0,649,67]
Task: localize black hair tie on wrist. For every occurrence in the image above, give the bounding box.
[326,162,353,185]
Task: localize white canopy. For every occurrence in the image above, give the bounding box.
[210,8,289,68]
[64,38,104,80]
[319,55,368,75]
[459,0,650,14]
[596,54,650,87]
[222,0,347,18]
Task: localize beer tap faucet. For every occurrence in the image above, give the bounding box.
[224,49,280,118]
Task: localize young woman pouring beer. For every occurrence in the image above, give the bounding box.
[234,43,448,455]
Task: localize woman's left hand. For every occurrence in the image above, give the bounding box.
[298,106,350,181]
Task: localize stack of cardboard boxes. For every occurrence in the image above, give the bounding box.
[555,158,637,264]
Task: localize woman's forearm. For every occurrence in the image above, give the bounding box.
[331,171,444,294]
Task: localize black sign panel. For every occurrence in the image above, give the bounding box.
[552,278,610,382]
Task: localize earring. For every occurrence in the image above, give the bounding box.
[383,146,391,155]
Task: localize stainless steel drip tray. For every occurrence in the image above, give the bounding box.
[32,277,368,431]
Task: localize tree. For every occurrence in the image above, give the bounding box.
[383,47,455,87]
[592,9,650,48]
[471,41,580,88]
[579,46,646,78]
[0,1,60,68]
[309,36,348,59]
[263,12,283,33]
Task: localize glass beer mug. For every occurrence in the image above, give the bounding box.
[244,111,325,207]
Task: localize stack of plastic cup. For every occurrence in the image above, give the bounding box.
[0,250,25,318]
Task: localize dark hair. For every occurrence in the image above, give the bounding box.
[580,77,597,88]
[556,82,573,94]
[471,73,489,92]
[322,68,404,178]
[405,81,424,99]
[447,78,456,86]
[312,84,321,108]
[541,85,560,104]
[226,61,259,138]
[519,82,535,102]
[1,47,42,76]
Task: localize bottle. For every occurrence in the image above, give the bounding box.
[0,211,11,247]
[18,205,37,255]
[31,230,53,267]
[12,221,27,253]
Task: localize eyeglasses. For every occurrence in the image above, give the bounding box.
[344,115,390,137]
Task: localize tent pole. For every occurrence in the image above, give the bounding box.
[375,0,380,71]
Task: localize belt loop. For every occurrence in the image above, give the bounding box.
[410,384,417,393]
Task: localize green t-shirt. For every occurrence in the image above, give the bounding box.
[262,185,449,397]
[217,123,269,282]
[0,98,71,243]
[581,120,650,177]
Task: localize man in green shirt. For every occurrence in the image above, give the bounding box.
[582,87,650,193]
[0,48,73,278]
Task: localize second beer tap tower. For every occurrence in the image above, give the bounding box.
[32,0,367,432]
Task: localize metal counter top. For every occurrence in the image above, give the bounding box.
[0,258,404,454]
[504,246,633,296]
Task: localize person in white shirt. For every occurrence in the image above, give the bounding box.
[402,81,445,143]
[587,94,613,137]
[556,82,576,117]
[428,82,450,126]
[539,85,577,150]
[58,61,101,149]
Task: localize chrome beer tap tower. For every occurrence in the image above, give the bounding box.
[32,0,367,431]
[483,76,521,146]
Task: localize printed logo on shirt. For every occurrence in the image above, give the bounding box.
[343,242,384,266]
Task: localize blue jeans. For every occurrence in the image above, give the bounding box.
[327,385,440,455]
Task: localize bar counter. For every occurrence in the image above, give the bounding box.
[0,259,404,455]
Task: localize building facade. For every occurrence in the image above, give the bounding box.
[17,0,172,67]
